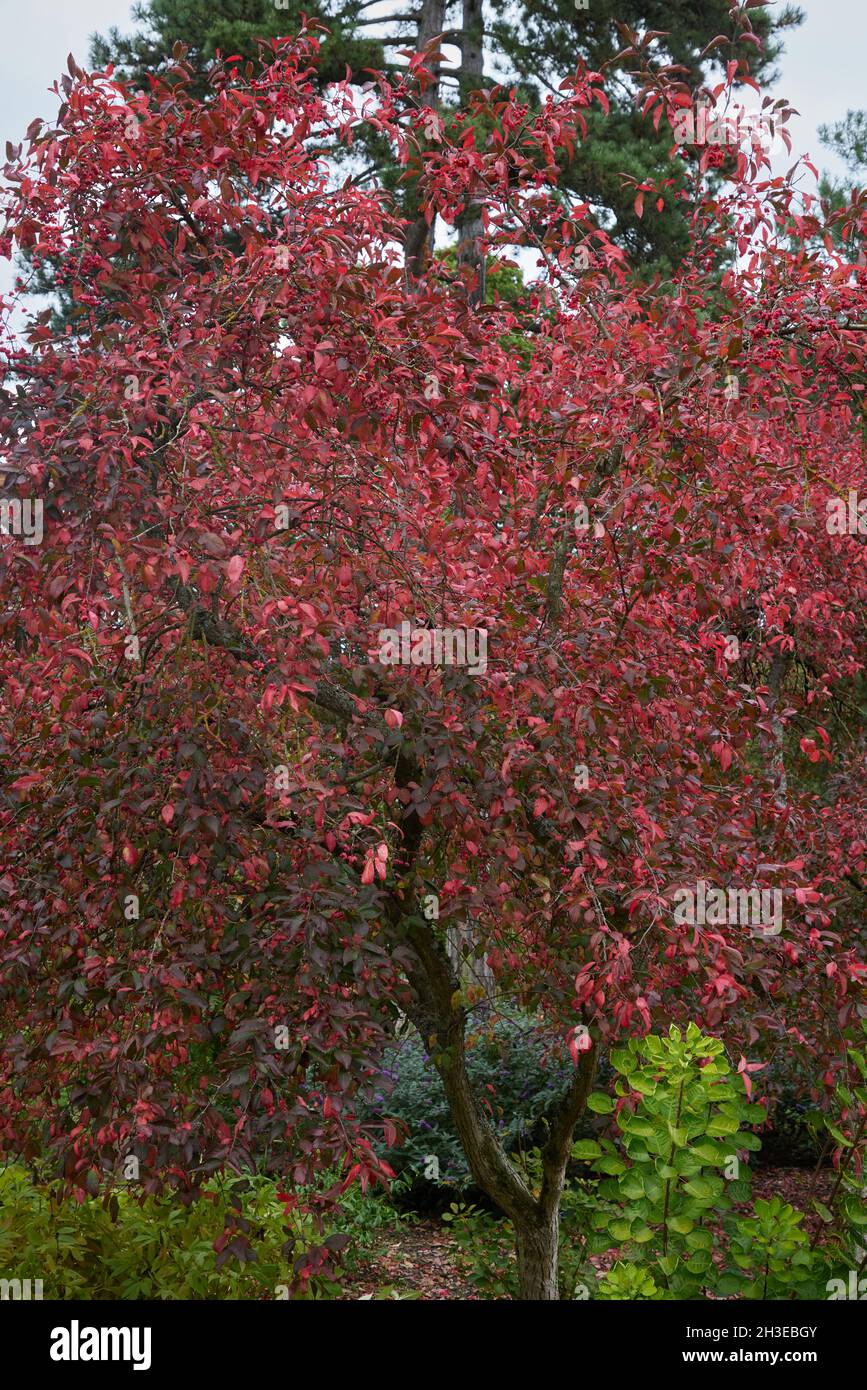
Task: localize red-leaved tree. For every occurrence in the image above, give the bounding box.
[1,28,865,1297]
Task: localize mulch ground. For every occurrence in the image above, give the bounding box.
[751,1164,832,1213]
[341,1218,482,1300]
[340,1166,833,1300]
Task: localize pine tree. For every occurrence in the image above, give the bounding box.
[3,0,794,326]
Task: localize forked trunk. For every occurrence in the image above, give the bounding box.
[399,891,595,1307]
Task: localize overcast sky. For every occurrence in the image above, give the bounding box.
[0,0,864,300]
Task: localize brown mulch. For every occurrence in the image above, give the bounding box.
[340,1167,834,1301]
[340,1218,481,1300]
[751,1165,832,1210]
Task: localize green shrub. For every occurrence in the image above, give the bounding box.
[0,1166,397,1300]
[596,1261,664,1300]
[580,1023,830,1299]
[441,1202,518,1298]
[720,1196,822,1298]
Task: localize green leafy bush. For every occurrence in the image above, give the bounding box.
[0,1166,396,1300]
[720,1196,821,1298]
[441,1202,517,1298]
[596,1261,664,1300]
[579,1023,831,1299]
[374,1024,860,1301]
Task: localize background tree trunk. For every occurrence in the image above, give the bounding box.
[404,0,447,282]
[456,0,486,305]
[446,920,495,1004]
[766,651,790,808]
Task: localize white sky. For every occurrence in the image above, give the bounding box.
[0,0,864,302]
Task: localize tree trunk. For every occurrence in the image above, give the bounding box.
[404,0,447,283]
[402,909,597,1299]
[515,1206,560,1300]
[446,920,495,1005]
[384,725,596,1301]
[766,651,790,808]
[456,0,486,305]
